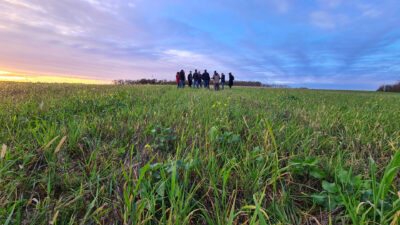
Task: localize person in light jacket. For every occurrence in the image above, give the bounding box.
[212,71,220,91]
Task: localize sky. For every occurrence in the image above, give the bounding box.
[0,0,400,90]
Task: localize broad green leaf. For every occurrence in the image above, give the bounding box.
[310,167,326,179]
[322,181,339,194]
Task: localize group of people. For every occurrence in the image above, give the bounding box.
[176,69,235,90]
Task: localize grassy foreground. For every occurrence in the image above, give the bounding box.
[0,82,400,224]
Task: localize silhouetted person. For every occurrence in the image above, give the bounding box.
[188,71,193,87]
[176,72,180,88]
[228,72,234,89]
[202,70,210,89]
[221,73,225,90]
[212,71,220,91]
[199,74,203,88]
[193,69,200,88]
[179,70,185,88]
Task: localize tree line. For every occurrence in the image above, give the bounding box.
[377,81,400,93]
[112,79,286,87]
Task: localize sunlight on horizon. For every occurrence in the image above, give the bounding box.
[0,71,11,75]
[0,70,111,84]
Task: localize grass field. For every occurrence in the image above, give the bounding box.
[1,82,400,224]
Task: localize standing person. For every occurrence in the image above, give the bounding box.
[179,69,185,88]
[199,73,203,88]
[193,69,200,88]
[202,69,210,89]
[212,71,220,91]
[176,72,180,88]
[228,72,235,89]
[188,71,193,88]
[221,73,226,90]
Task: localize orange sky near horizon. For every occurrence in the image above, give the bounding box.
[0,70,111,84]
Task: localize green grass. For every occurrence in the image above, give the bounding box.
[0,82,400,224]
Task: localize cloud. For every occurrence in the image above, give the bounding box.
[271,0,292,13]
[357,4,382,18]
[0,0,399,90]
[2,0,45,12]
[310,11,348,29]
[316,0,342,8]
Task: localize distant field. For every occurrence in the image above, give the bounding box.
[0,82,399,224]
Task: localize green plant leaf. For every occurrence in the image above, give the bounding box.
[338,169,350,184]
[304,157,318,165]
[322,181,339,194]
[310,167,326,179]
[156,181,166,197]
[311,193,328,205]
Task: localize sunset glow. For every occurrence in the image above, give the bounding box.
[0,71,110,84]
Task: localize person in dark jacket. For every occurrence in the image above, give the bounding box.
[228,72,234,89]
[188,71,193,88]
[176,72,180,88]
[179,70,185,88]
[221,73,226,90]
[202,70,210,89]
[193,69,200,88]
[199,73,203,88]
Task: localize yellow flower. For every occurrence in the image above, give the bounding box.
[145,144,152,149]
[212,104,216,108]
[366,101,369,104]
[217,101,221,105]
[224,104,227,107]
[154,111,157,115]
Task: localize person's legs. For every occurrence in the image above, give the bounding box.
[217,83,220,91]
[222,82,224,90]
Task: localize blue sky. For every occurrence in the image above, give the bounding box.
[0,0,399,90]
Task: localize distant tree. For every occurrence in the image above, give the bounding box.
[377,81,400,93]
